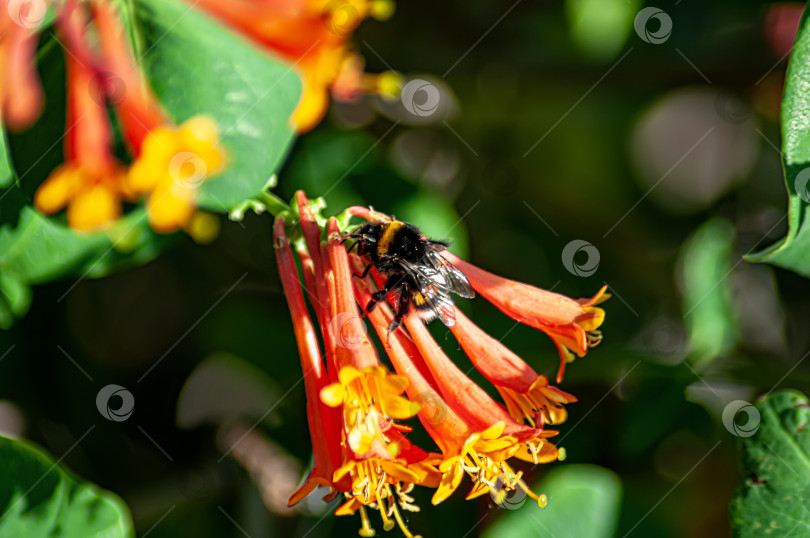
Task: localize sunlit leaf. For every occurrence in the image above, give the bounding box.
[746,5,810,277]
[136,0,301,210]
[730,390,810,537]
[0,435,134,537]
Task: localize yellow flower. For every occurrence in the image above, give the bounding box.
[127,116,225,234]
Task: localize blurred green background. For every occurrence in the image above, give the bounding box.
[2,0,808,536]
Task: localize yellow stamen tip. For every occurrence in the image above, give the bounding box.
[383,520,395,531]
[557,447,567,461]
[185,211,220,244]
[538,494,548,508]
[370,0,395,20]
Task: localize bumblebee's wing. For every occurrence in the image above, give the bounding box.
[398,260,457,326]
[427,250,475,299]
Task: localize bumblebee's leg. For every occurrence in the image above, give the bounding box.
[353,262,373,279]
[344,239,360,254]
[387,285,410,340]
[366,276,402,314]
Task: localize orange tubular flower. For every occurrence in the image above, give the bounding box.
[279,194,607,534]
[189,0,399,132]
[355,275,553,507]
[31,0,226,236]
[274,216,344,505]
[450,309,576,427]
[280,205,439,537]
[0,0,45,130]
[93,0,225,235]
[442,252,608,383]
[34,1,127,231]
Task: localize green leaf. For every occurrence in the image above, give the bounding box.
[680,218,738,365]
[0,435,134,537]
[0,129,12,189]
[0,206,175,328]
[482,465,622,538]
[730,390,810,537]
[136,0,301,210]
[746,5,810,277]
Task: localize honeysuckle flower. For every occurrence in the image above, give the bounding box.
[189,0,399,132]
[32,0,226,236]
[450,309,576,427]
[442,253,609,383]
[125,116,225,233]
[355,275,556,507]
[93,0,226,235]
[278,206,440,537]
[276,193,607,535]
[34,2,128,231]
[0,0,45,130]
[274,216,345,506]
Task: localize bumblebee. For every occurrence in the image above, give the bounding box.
[344,220,475,334]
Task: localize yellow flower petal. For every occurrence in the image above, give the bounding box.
[67,184,120,232]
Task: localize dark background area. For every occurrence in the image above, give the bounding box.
[2,1,809,536]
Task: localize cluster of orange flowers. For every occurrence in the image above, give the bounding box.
[3,0,225,233]
[2,0,394,233]
[275,192,608,537]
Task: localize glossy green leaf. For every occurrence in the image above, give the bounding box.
[0,206,175,329]
[730,390,810,537]
[746,5,810,277]
[136,0,301,210]
[0,435,134,537]
[482,465,622,538]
